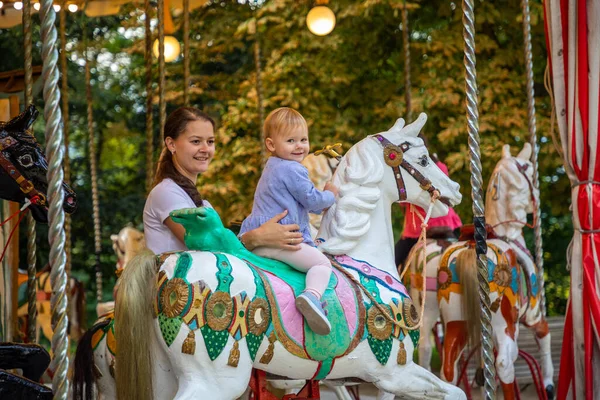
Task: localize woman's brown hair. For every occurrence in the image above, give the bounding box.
[153,107,215,206]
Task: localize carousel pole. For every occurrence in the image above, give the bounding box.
[520,0,545,317]
[39,0,69,397]
[59,0,72,288]
[401,0,411,123]
[84,26,103,303]
[23,0,38,345]
[157,0,166,149]
[253,27,266,166]
[183,0,190,107]
[461,0,496,398]
[145,0,154,192]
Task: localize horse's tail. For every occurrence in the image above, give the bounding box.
[72,319,110,400]
[115,250,158,400]
[455,248,481,348]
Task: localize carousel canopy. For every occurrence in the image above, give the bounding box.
[0,0,208,29]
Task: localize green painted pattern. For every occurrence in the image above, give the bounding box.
[201,324,230,361]
[174,252,192,280]
[246,332,263,361]
[408,329,420,347]
[159,314,183,347]
[367,334,393,365]
[214,253,233,293]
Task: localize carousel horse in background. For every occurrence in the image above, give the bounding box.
[0,105,77,222]
[433,144,554,399]
[302,150,340,237]
[109,114,465,400]
[0,107,77,399]
[96,225,146,316]
[16,265,86,343]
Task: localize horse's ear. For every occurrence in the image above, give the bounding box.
[502,144,512,159]
[390,118,406,132]
[402,113,428,138]
[110,234,118,242]
[3,105,38,133]
[517,142,532,161]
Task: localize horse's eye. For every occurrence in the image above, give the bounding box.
[18,154,34,168]
[418,155,429,167]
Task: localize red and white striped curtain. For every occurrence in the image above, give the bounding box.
[544,1,600,399]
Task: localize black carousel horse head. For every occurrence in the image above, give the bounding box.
[0,105,76,223]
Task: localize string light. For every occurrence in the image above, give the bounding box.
[68,3,77,12]
[13,1,23,10]
[33,2,40,10]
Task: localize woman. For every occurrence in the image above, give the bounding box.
[143,106,303,255]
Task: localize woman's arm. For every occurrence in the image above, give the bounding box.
[164,217,186,243]
[240,210,303,251]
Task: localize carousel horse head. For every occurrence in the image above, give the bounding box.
[485,143,535,239]
[111,225,146,271]
[0,106,77,223]
[320,113,462,255]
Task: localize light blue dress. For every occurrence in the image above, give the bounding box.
[239,157,335,246]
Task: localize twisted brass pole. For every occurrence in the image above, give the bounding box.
[145,0,154,192]
[402,2,412,123]
[183,0,190,106]
[461,0,496,398]
[521,0,545,318]
[23,0,38,345]
[59,2,72,282]
[39,0,69,397]
[158,0,166,148]
[254,37,266,166]
[84,27,102,303]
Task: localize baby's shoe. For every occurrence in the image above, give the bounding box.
[295,291,331,335]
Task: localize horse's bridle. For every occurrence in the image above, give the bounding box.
[373,134,443,203]
[0,135,47,207]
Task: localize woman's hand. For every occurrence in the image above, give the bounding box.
[324,181,339,197]
[241,210,303,251]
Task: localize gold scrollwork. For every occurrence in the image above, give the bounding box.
[383,144,404,167]
[367,306,393,341]
[160,278,190,318]
[402,299,419,328]
[494,260,512,288]
[206,291,234,331]
[247,298,270,336]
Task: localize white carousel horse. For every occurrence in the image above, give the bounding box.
[111,113,464,400]
[429,144,553,399]
[303,153,340,237]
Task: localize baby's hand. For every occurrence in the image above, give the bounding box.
[324,181,339,197]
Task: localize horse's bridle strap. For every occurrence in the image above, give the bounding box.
[373,134,438,201]
[0,135,46,206]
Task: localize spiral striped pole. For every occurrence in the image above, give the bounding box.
[521,0,545,318]
[39,0,69,397]
[461,0,496,398]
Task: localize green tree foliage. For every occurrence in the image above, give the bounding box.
[0,0,570,320]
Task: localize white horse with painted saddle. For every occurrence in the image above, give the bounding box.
[407,143,554,399]
[80,114,465,400]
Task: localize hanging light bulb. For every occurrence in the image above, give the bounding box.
[306,0,336,36]
[53,3,60,11]
[0,1,4,8]
[33,2,40,10]
[13,1,23,10]
[153,36,181,62]
[68,3,78,12]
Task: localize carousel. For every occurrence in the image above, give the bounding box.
[0,0,596,399]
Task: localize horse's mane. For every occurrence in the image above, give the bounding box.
[319,138,384,255]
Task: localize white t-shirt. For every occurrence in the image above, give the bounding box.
[143,178,212,254]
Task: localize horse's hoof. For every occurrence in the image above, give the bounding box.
[546,384,555,400]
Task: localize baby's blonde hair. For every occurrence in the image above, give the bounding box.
[264,107,308,139]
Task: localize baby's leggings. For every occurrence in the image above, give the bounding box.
[254,243,332,298]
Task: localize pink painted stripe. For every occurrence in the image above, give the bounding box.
[332,269,357,336]
[263,270,304,346]
[425,277,438,291]
[334,255,409,297]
